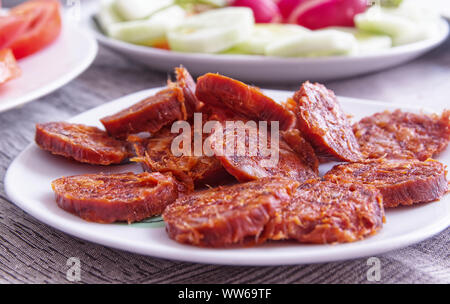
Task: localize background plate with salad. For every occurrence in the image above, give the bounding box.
[87,0,449,82]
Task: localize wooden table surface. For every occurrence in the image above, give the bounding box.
[0,4,449,283]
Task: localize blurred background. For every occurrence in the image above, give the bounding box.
[2,0,450,16]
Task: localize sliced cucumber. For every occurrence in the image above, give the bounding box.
[353,32,392,54]
[388,2,441,41]
[96,1,124,35]
[114,0,174,20]
[108,6,186,46]
[226,24,310,55]
[355,5,440,46]
[198,0,227,6]
[380,0,403,7]
[176,0,227,8]
[327,27,392,54]
[167,7,254,53]
[266,29,357,57]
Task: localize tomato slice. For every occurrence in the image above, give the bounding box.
[0,49,21,85]
[0,15,29,50]
[152,41,170,50]
[9,0,62,59]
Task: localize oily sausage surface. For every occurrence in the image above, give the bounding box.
[35,122,129,165]
[163,178,299,247]
[52,172,181,223]
[353,110,450,161]
[293,81,362,162]
[324,159,448,208]
[281,129,319,174]
[100,87,186,139]
[132,128,234,191]
[164,178,384,247]
[270,180,385,244]
[101,67,201,140]
[208,121,318,182]
[172,66,200,115]
[196,73,296,131]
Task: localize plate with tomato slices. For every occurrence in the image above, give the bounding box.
[85,0,448,83]
[0,0,98,113]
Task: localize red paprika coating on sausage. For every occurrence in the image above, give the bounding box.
[270,180,384,244]
[324,159,448,208]
[132,128,234,191]
[172,66,201,115]
[353,110,450,161]
[293,81,362,162]
[100,87,186,139]
[281,128,319,174]
[208,121,318,182]
[163,178,299,247]
[101,67,201,140]
[35,122,129,165]
[52,172,182,223]
[195,73,296,131]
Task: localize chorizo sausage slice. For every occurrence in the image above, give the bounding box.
[171,66,201,115]
[195,73,296,131]
[293,81,362,162]
[323,159,448,208]
[270,180,384,244]
[101,67,201,140]
[100,87,186,139]
[52,172,181,223]
[163,178,299,248]
[35,122,129,165]
[132,128,234,190]
[281,129,319,174]
[353,109,450,161]
[208,121,318,183]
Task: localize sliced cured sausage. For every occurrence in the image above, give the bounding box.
[52,172,181,223]
[100,87,186,139]
[208,121,318,182]
[163,178,300,247]
[323,159,448,208]
[195,73,296,130]
[101,67,201,140]
[35,122,129,165]
[353,110,450,161]
[281,129,319,174]
[270,180,384,244]
[170,66,201,115]
[293,81,362,162]
[132,128,234,190]
[201,104,248,122]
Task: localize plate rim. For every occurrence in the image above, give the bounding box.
[0,22,99,113]
[4,87,450,266]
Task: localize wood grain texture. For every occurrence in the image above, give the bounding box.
[0,20,449,283]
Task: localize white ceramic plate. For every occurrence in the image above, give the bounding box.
[416,0,450,20]
[4,88,450,266]
[0,22,98,113]
[84,7,448,83]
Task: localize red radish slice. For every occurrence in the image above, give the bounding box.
[288,0,367,30]
[231,0,282,23]
[276,0,309,20]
